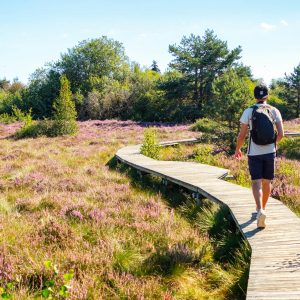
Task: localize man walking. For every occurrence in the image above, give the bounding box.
[234,84,284,228]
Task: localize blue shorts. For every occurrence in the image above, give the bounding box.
[248,153,276,180]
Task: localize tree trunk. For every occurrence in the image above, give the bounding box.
[194,68,199,102]
[297,86,300,118]
[198,68,204,112]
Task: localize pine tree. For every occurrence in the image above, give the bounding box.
[285,63,300,118]
[53,75,77,121]
[52,75,78,135]
[150,60,161,73]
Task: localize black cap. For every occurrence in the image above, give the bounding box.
[254,84,268,99]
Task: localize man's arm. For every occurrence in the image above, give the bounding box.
[275,121,284,143]
[234,123,248,159]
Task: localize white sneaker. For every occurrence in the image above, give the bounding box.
[257,209,266,228]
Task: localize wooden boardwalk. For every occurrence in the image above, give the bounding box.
[116,139,300,300]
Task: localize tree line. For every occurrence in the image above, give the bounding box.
[1,30,299,129]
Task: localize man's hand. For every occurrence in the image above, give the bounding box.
[234,149,242,160]
[235,123,248,160]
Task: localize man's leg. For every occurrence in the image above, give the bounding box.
[252,179,262,210]
[261,153,275,210]
[262,179,272,210]
[254,179,267,228]
[248,155,268,228]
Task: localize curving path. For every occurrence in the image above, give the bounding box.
[116,139,300,300]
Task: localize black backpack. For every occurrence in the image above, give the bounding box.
[250,103,277,145]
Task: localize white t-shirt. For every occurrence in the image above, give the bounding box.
[240,103,282,156]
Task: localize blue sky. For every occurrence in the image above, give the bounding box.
[1,0,300,84]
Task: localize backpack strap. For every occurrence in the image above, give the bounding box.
[248,105,258,155]
[263,104,277,147]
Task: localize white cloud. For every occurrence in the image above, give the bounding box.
[280,19,288,26]
[260,22,276,31]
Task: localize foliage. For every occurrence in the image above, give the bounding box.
[58,36,130,95]
[210,69,253,129]
[53,75,77,121]
[52,75,78,135]
[268,94,289,119]
[14,76,78,138]
[13,108,36,138]
[140,127,161,159]
[0,283,14,299]
[0,90,24,115]
[155,70,198,122]
[190,118,221,133]
[4,31,299,127]
[0,78,11,91]
[150,60,161,73]
[128,66,163,121]
[191,118,240,154]
[284,63,300,118]
[1,32,254,124]
[278,137,300,160]
[169,29,242,112]
[193,144,216,165]
[79,91,101,119]
[0,113,16,124]
[41,260,74,299]
[270,64,300,119]
[24,68,61,118]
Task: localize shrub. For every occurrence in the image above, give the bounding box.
[13,108,37,138]
[53,75,77,121]
[52,75,78,135]
[193,144,215,165]
[190,118,221,133]
[14,75,78,138]
[278,137,300,160]
[48,119,78,136]
[191,118,238,154]
[79,91,101,120]
[0,113,16,124]
[14,119,78,139]
[140,127,161,159]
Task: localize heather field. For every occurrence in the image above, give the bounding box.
[0,120,249,299]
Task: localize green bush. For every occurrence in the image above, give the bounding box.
[13,74,78,139]
[191,118,238,154]
[51,75,78,136]
[190,118,221,133]
[14,121,40,138]
[14,119,78,139]
[193,144,215,165]
[140,127,161,159]
[278,137,300,160]
[53,75,77,122]
[48,120,78,136]
[0,105,32,124]
[0,113,16,124]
